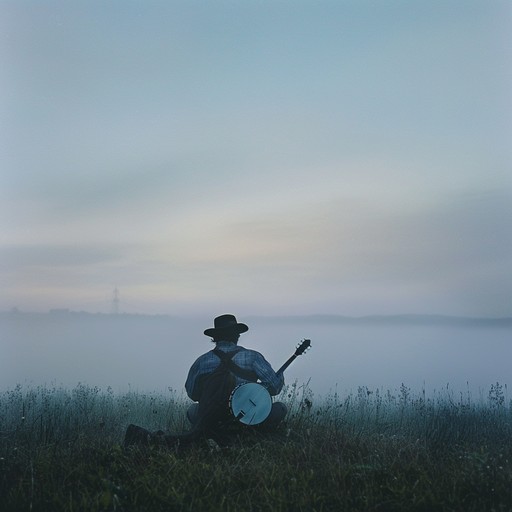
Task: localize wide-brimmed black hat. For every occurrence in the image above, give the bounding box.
[204,314,249,338]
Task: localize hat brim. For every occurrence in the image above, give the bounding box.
[204,323,248,338]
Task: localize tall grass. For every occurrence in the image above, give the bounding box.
[1,382,511,511]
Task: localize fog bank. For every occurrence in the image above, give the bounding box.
[2,312,511,399]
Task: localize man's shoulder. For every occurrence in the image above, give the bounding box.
[234,346,264,359]
[193,349,218,363]
[211,344,264,360]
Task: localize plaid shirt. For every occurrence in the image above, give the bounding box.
[185,341,284,402]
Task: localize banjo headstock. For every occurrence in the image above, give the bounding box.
[294,338,311,356]
[275,339,312,380]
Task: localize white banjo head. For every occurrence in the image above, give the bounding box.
[230,383,272,425]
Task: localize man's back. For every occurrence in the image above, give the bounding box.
[185,341,284,401]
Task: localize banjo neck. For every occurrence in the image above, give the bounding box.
[277,354,297,375]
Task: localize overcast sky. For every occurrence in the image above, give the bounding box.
[1,1,511,317]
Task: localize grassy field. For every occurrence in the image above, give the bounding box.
[1,381,511,511]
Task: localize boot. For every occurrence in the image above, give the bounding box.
[123,424,152,448]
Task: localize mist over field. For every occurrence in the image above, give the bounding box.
[2,311,510,399]
[2,3,511,508]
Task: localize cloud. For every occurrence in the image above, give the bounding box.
[1,1,510,316]
[174,185,512,314]
[0,244,124,270]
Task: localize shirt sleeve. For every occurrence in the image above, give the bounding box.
[185,356,203,401]
[251,352,284,396]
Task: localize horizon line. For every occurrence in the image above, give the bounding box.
[2,308,511,323]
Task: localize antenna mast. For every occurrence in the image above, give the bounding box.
[112,287,120,315]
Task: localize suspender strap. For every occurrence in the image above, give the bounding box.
[213,348,258,382]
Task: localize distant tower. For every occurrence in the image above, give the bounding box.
[112,287,120,315]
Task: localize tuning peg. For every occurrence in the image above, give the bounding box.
[295,339,311,355]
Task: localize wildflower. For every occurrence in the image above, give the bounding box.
[301,398,312,412]
[207,439,220,452]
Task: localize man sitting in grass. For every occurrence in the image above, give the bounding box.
[185,314,287,433]
[124,314,287,448]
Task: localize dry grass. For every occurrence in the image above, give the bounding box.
[1,382,511,511]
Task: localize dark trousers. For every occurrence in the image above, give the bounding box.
[186,401,287,430]
[124,400,289,449]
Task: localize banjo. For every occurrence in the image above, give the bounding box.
[229,339,311,425]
